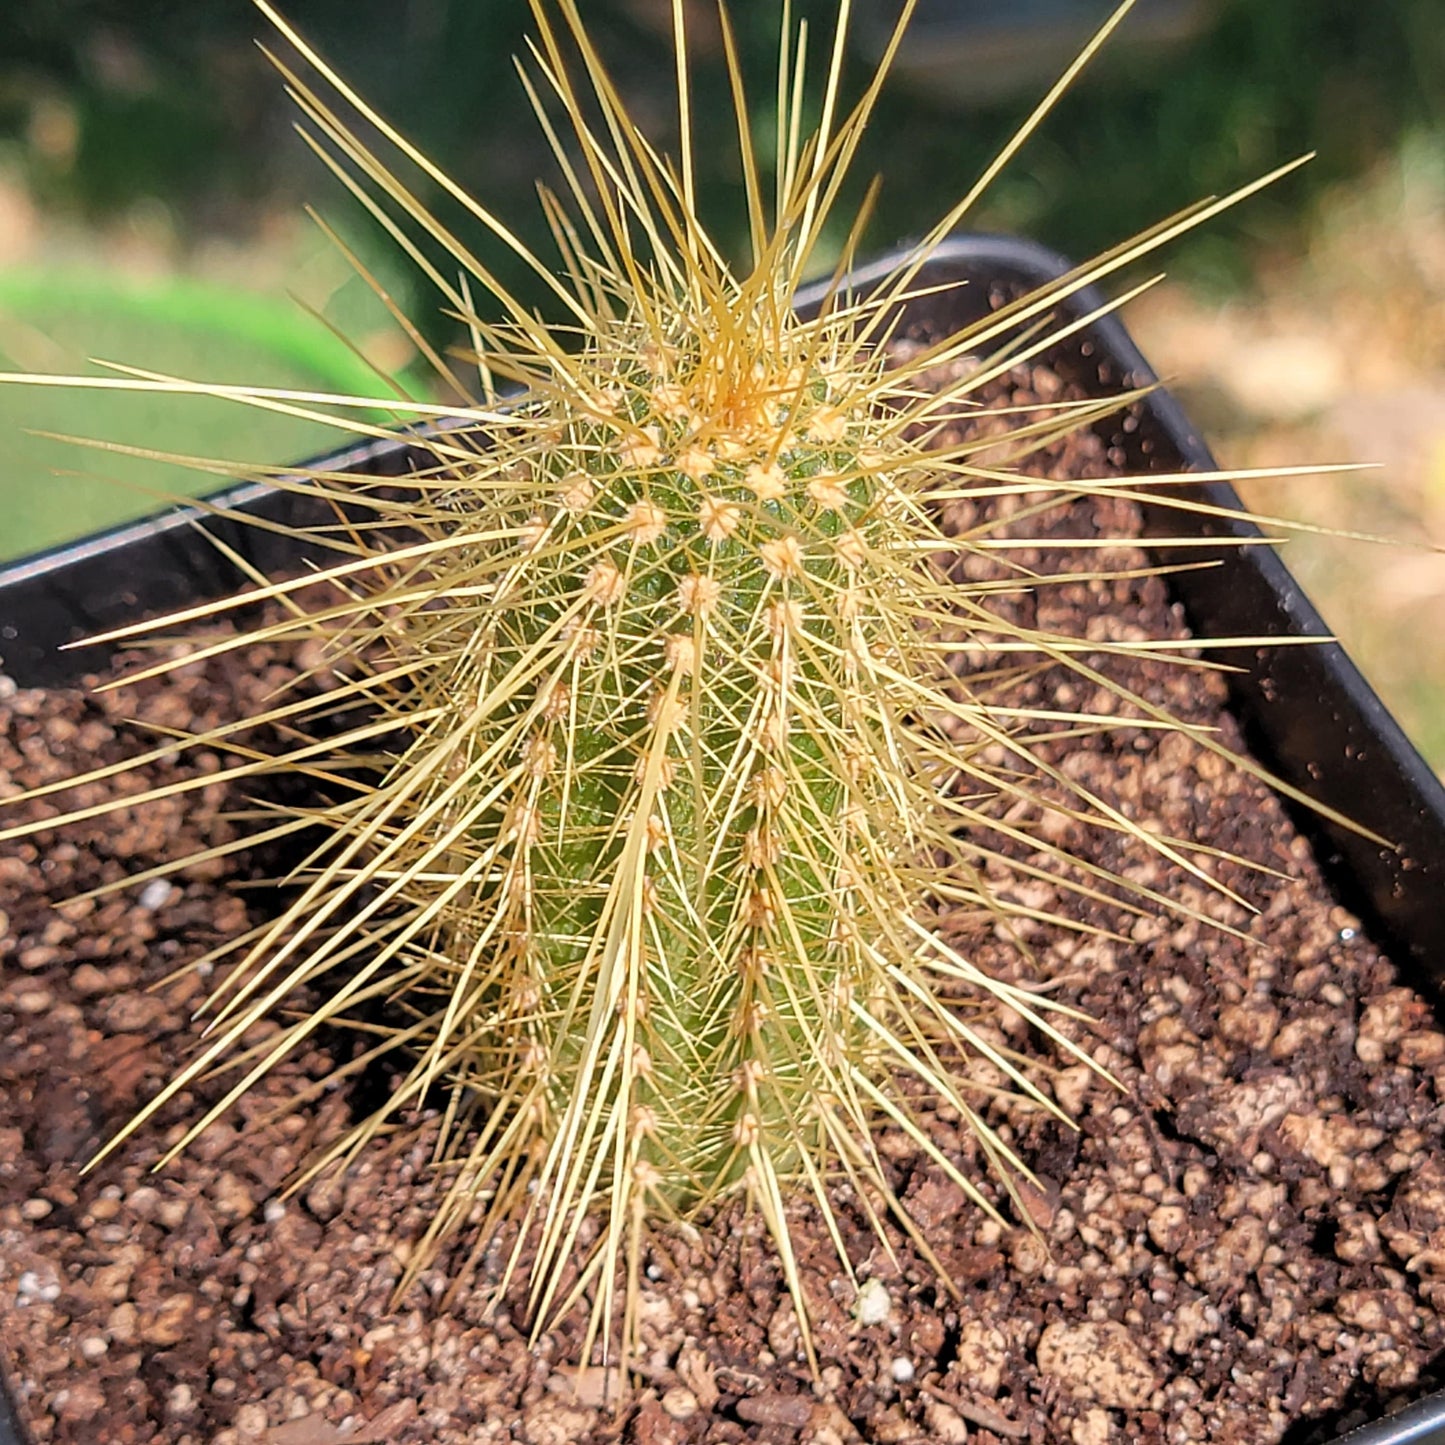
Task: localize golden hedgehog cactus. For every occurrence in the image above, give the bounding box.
[0,0,1333,1369]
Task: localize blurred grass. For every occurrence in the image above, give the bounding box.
[0,271,391,559]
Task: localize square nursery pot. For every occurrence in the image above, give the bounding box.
[2,235,1444,1445]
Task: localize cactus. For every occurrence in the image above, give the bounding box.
[0,0,1339,1368]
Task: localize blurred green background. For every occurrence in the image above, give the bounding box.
[0,0,1441,764]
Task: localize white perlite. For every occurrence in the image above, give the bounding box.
[854,1277,891,1327]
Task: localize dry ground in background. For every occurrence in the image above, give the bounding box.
[1130,139,1445,771]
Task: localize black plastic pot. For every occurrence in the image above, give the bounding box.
[851,0,1220,108]
[2,234,1443,1445]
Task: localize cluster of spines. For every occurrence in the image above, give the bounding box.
[355,312,981,1290]
[215,281,1093,1359]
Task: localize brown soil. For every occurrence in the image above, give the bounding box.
[3,364,1444,1445]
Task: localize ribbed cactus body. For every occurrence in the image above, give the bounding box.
[385,314,932,1225]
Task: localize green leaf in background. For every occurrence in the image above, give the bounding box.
[0,270,390,560]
